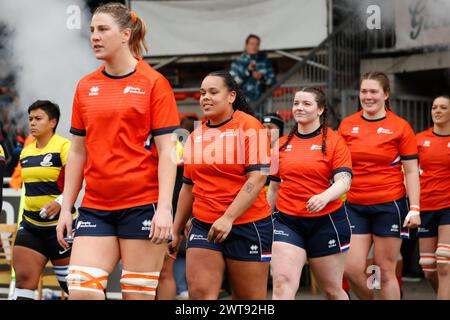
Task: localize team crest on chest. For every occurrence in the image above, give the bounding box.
[89,86,99,96]
[351,127,359,134]
[40,153,53,167]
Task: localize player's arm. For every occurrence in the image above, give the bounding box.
[208,170,267,243]
[56,135,86,248]
[307,171,352,214]
[402,158,421,228]
[267,180,280,211]
[151,133,177,244]
[170,182,194,256]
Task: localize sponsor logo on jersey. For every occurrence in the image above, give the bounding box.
[285,144,293,152]
[123,86,146,95]
[310,144,322,151]
[377,127,393,135]
[423,140,431,147]
[40,153,53,167]
[351,127,359,134]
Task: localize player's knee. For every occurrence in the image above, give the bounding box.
[419,253,437,273]
[436,243,450,258]
[435,244,450,277]
[66,265,109,297]
[120,270,160,296]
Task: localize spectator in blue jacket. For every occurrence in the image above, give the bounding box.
[230,34,275,103]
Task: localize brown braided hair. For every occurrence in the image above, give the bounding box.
[94,2,148,58]
[279,87,329,155]
[359,71,391,111]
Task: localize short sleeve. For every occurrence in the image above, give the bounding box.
[242,119,270,174]
[268,139,281,182]
[70,84,86,136]
[60,140,71,166]
[337,120,347,141]
[182,164,193,185]
[182,135,194,185]
[332,135,352,176]
[399,122,419,160]
[150,76,180,137]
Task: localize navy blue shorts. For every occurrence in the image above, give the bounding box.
[74,204,157,239]
[417,207,450,238]
[273,206,351,258]
[15,222,72,261]
[186,215,273,262]
[345,197,410,239]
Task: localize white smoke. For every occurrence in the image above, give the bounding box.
[0,0,100,138]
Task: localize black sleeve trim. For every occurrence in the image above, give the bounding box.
[401,154,419,160]
[333,167,353,177]
[152,126,180,137]
[70,127,86,136]
[182,177,194,185]
[244,163,270,173]
[268,175,281,182]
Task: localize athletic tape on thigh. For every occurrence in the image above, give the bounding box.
[66,265,109,294]
[120,270,160,296]
[52,265,69,283]
[419,253,437,271]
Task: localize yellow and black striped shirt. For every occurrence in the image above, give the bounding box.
[21,134,76,228]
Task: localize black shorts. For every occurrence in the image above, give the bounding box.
[74,203,157,239]
[345,197,410,239]
[273,206,351,258]
[417,207,450,238]
[14,222,71,261]
[187,215,273,262]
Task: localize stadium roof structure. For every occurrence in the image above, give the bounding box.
[130,0,328,58]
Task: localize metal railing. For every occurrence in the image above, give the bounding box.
[253,2,401,125]
[252,11,366,124]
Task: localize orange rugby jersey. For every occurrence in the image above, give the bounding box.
[270,127,352,218]
[70,59,179,210]
[338,110,418,205]
[416,128,450,211]
[183,110,271,224]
